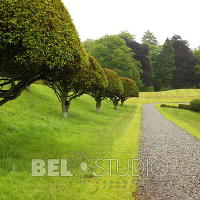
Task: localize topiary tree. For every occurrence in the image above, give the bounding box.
[86,55,108,112]
[0,0,87,106]
[120,78,139,106]
[103,68,124,110]
[47,54,108,117]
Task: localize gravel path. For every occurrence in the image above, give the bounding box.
[139,104,200,200]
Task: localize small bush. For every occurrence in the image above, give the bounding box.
[178,104,191,110]
[190,99,200,112]
[160,104,168,107]
[160,104,178,108]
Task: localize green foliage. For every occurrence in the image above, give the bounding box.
[47,54,109,116]
[0,0,87,106]
[86,54,108,112]
[149,45,162,91]
[160,103,191,110]
[103,68,124,109]
[118,31,135,40]
[120,35,152,87]
[103,68,124,98]
[178,104,191,110]
[142,30,158,48]
[160,104,178,108]
[85,54,108,92]
[154,39,175,90]
[84,35,143,87]
[120,77,139,104]
[0,0,87,70]
[171,35,196,89]
[190,99,200,112]
[193,47,200,88]
[140,86,154,92]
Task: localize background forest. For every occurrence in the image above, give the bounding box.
[84,30,200,92]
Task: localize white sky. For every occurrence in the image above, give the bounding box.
[63,0,200,49]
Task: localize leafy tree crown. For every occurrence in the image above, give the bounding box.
[103,68,124,98]
[120,77,139,99]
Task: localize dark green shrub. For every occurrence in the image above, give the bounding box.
[190,99,200,112]
[178,104,191,110]
[160,104,178,108]
[160,104,168,107]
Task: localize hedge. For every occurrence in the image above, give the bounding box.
[190,99,200,112]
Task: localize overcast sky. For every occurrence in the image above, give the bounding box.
[63,0,200,49]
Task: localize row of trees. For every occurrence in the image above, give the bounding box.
[84,30,200,91]
[0,0,139,116]
[141,31,199,91]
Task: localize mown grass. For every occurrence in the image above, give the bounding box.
[129,89,200,104]
[156,105,200,139]
[0,84,141,200]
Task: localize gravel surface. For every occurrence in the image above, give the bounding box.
[138,104,200,200]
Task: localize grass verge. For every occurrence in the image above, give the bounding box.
[156,104,200,139]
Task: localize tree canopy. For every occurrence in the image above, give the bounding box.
[0,0,87,106]
[120,77,139,105]
[142,30,158,48]
[103,68,124,110]
[193,47,200,88]
[120,35,152,87]
[171,35,196,89]
[84,35,143,87]
[47,53,109,117]
[154,39,175,90]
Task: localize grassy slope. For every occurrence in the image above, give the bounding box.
[0,84,141,200]
[156,105,200,139]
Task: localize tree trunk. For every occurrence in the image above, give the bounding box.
[121,100,125,106]
[96,100,101,113]
[61,100,70,118]
[113,101,118,110]
[26,85,31,92]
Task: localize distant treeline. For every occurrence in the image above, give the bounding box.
[84,31,200,91]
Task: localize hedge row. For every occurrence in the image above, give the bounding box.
[160,99,200,113]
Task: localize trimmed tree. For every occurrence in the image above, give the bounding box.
[47,54,108,117]
[87,55,108,112]
[120,78,139,105]
[103,69,124,110]
[0,0,87,106]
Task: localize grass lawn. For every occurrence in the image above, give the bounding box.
[130,89,200,104]
[156,105,200,139]
[0,84,141,200]
[1,86,200,199]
